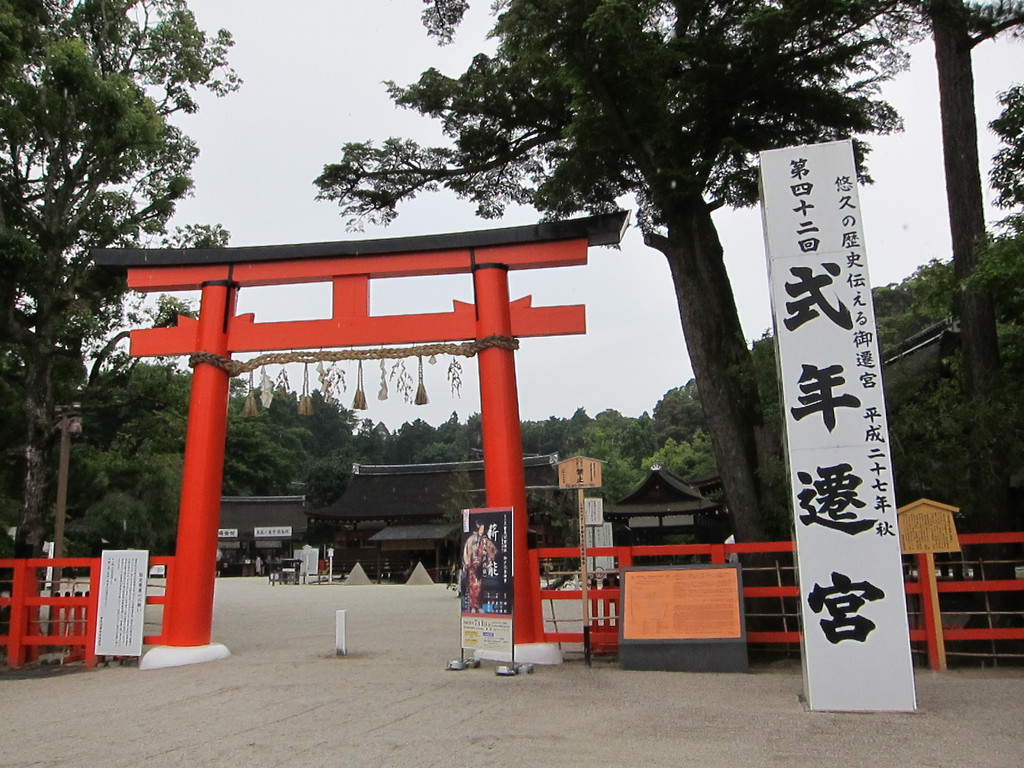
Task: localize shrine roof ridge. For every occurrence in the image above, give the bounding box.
[353,454,558,476]
[91,211,629,272]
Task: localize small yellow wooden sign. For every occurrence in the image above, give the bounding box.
[557,456,603,489]
[897,498,961,554]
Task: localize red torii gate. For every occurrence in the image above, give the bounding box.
[93,212,627,666]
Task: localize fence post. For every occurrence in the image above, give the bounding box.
[529,548,544,636]
[7,559,28,669]
[84,561,101,669]
[618,546,633,570]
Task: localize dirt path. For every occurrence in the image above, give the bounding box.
[2,579,1021,768]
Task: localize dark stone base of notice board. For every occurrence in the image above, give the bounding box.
[619,641,749,673]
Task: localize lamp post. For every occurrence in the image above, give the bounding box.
[52,404,82,571]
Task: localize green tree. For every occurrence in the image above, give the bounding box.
[652,381,707,446]
[222,392,309,497]
[0,1,237,555]
[872,269,952,354]
[990,83,1024,211]
[413,411,479,463]
[317,1,912,540]
[352,418,390,464]
[922,0,1024,528]
[71,361,191,554]
[644,431,717,482]
[571,409,657,501]
[521,415,574,456]
[385,418,444,464]
[926,0,1024,394]
[874,242,1024,529]
[72,362,368,547]
[296,391,362,507]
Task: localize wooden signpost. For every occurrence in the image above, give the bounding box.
[898,498,961,671]
[557,457,603,647]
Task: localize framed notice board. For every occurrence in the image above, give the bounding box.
[619,564,749,672]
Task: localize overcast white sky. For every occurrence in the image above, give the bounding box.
[163,1,1023,429]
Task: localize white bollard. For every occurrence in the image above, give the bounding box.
[335,609,347,656]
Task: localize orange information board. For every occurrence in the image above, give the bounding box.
[622,566,742,640]
[897,498,960,555]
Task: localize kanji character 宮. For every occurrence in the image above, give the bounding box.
[807,571,885,644]
[859,371,878,388]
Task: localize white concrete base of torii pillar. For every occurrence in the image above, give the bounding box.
[473,642,563,665]
[139,643,231,670]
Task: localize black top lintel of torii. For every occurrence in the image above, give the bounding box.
[91,211,630,272]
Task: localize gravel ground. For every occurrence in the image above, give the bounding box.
[2,578,1021,768]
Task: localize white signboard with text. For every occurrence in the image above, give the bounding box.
[94,549,149,657]
[585,522,614,572]
[760,140,916,712]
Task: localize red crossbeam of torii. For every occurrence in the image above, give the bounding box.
[92,212,628,664]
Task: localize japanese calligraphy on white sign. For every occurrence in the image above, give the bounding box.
[94,549,149,657]
[760,140,916,712]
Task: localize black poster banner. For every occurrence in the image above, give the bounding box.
[460,507,513,617]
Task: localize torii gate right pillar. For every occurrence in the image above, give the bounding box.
[473,263,539,644]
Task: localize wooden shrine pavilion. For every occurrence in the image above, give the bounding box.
[607,464,728,544]
[307,454,567,582]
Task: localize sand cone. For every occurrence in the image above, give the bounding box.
[405,561,434,585]
[344,562,372,585]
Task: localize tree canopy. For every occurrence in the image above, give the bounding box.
[920,0,1024,530]
[991,83,1024,212]
[319,1,910,229]
[316,0,915,540]
[0,0,238,554]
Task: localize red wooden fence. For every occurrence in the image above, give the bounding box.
[2,534,1021,670]
[0,556,174,670]
[531,532,1024,669]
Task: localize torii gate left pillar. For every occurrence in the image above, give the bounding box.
[92,212,627,669]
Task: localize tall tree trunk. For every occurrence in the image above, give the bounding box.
[930,0,1011,529]
[16,345,56,557]
[647,204,774,542]
[931,1,1001,395]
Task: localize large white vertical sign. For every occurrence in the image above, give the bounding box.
[95,549,149,657]
[760,140,916,712]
